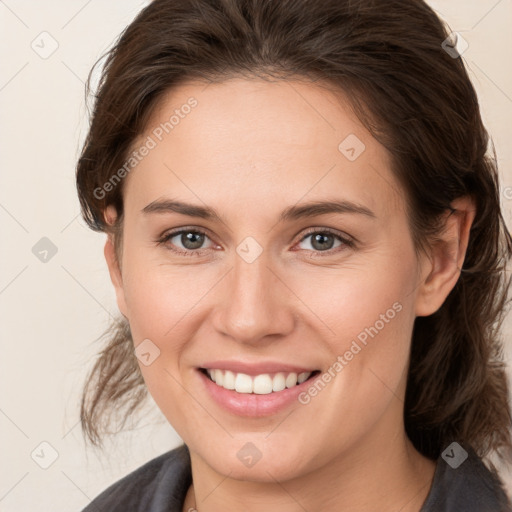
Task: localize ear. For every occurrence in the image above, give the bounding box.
[103,206,129,319]
[415,196,476,317]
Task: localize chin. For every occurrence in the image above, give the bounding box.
[196,438,317,483]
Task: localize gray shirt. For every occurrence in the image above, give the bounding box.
[81,443,512,511]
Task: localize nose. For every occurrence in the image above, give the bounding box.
[212,249,296,346]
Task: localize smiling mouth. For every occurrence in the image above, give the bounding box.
[199,368,321,394]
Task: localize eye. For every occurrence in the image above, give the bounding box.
[157,226,355,257]
[295,228,354,255]
[157,228,215,257]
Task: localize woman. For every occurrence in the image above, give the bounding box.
[76,0,512,510]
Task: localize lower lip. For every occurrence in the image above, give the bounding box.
[197,369,320,417]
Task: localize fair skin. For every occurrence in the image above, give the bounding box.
[103,78,475,512]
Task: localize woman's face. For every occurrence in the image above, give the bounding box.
[106,78,434,480]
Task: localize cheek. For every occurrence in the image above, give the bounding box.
[293,264,415,448]
[120,245,221,368]
[298,246,417,410]
[123,269,198,350]
[294,249,415,351]
[121,237,189,323]
[120,255,203,426]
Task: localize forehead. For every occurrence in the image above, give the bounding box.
[124,78,404,219]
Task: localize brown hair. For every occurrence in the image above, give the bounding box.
[76,0,512,476]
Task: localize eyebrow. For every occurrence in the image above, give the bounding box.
[141,198,376,222]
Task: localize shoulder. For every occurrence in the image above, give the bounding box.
[81,443,191,512]
[421,444,512,512]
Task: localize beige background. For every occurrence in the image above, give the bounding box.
[0,1,511,510]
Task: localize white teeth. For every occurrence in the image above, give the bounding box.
[253,374,273,394]
[205,369,313,394]
[272,372,286,392]
[285,372,298,388]
[223,370,236,390]
[235,373,253,393]
[214,369,224,386]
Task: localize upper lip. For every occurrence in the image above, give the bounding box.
[199,360,319,376]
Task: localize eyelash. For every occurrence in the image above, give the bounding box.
[156,226,355,258]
